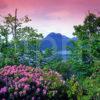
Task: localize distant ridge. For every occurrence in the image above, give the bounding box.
[40,32,77,51]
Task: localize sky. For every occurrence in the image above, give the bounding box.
[0,0,100,38]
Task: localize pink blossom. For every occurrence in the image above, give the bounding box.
[43,89,47,95]
[22,90,26,95]
[36,80,41,86]
[19,77,28,83]
[36,88,40,93]
[24,84,30,90]
[0,65,64,99]
[0,87,7,94]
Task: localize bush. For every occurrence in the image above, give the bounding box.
[0,65,66,100]
[81,71,100,100]
[66,75,83,100]
[0,65,48,100]
[42,68,68,100]
[42,60,70,78]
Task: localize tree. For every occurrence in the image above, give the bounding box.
[0,25,9,47]
[68,13,100,76]
[17,26,43,67]
[44,48,53,57]
[0,9,44,67]
[4,9,31,55]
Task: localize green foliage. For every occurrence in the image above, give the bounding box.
[68,13,100,77]
[66,75,83,100]
[66,13,100,99]
[0,12,43,68]
[44,48,53,57]
[43,59,70,76]
[80,71,100,100]
[41,68,68,100]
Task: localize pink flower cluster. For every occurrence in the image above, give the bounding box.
[0,65,65,100]
[0,65,48,100]
[0,87,7,94]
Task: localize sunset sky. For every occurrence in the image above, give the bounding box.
[0,0,100,37]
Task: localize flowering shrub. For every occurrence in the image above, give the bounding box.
[0,65,65,100]
[0,65,47,100]
[42,68,67,99]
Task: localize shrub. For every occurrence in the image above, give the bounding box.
[0,65,65,100]
[66,75,83,100]
[42,68,68,100]
[0,65,48,100]
[81,71,100,100]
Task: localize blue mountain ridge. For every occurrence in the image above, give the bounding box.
[40,32,77,51]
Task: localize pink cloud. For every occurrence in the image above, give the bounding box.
[0,0,100,37]
[45,10,70,20]
[1,0,100,17]
[0,0,7,9]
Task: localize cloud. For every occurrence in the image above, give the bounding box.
[45,10,70,20]
[0,0,100,37]
[0,0,7,9]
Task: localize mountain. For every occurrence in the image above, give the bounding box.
[72,37,78,41]
[40,32,76,51]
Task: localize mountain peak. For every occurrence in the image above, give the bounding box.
[40,32,74,51]
[46,32,62,37]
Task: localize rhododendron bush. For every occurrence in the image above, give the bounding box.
[0,65,65,100]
